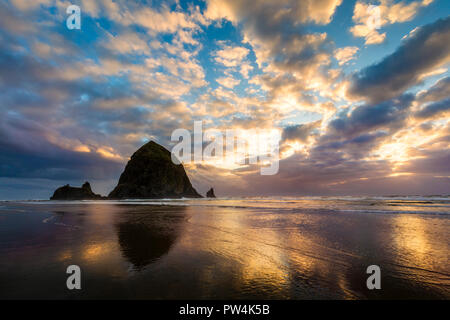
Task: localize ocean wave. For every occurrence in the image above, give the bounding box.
[4,196,449,216]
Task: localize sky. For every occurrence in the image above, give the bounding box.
[0,0,449,199]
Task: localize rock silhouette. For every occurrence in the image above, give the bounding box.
[108,141,202,199]
[50,182,104,200]
[49,141,201,200]
[206,187,216,198]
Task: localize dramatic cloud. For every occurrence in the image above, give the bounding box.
[0,0,449,198]
[282,121,322,143]
[205,0,342,109]
[351,0,434,44]
[329,94,415,137]
[415,98,450,119]
[416,76,450,103]
[349,17,450,103]
[205,0,343,25]
[0,114,123,181]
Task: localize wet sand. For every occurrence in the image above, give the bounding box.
[0,197,449,299]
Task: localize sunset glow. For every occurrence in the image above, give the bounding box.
[0,0,449,199]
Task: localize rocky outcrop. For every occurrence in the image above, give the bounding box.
[50,182,104,200]
[108,141,202,199]
[206,187,216,198]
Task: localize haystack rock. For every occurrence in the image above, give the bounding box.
[50,182,104,200]
[108,141,202,199]
[206,188,216,198]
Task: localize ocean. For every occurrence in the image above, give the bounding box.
[0,196,449,299]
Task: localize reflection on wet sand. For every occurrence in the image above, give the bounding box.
[391,214,450,294]
[116,207,186,270]
[0,199,448,299]
[181,207,291,298]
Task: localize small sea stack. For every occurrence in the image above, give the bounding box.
[50,182,104,200]
[206,187,216,198]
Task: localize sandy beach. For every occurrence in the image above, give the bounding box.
[0,197,448,299]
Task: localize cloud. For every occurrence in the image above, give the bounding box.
[205,0,341,109]
[216,75,241,88]
[400,149,450,176]
[329,94,415,137]
[348,17,450,103]
[0,0,448,198]
[213,42,254,79]
[415,98,450,119]
[334,46,359,65]
[0,114,123,181]
[282,120,321,143]
[103,32,150,54]
[350,0,434,44]
[214,43,250,67]
[205,0,343,25]
[416,76,450,103]
[132,7,199,34]
[350,25,386,45]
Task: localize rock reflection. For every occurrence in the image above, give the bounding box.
[116,206,186,270]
